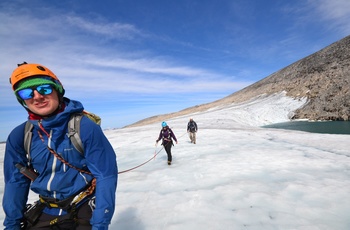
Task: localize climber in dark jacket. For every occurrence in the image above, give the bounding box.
[187,117,198,144]
[156,121,178,165]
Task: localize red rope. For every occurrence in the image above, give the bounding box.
[118,147,163,174]
[38,122,92,175]
[46,146,92,175]
[39,121,188,175]
[118,131,188,174]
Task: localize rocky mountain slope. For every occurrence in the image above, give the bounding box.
[127,35,350,127]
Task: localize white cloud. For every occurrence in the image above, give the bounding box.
[315,0,350,19]
[82,57,225,78]
[308,0,350,34]
[65,15,142,39]
[0,9,246,96]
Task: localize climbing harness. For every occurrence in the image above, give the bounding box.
[21,122,96,228]
[23,179,96,228]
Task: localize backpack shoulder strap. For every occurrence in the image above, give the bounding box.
[24,121,34,163]
[67,113,84,155]
[23,114,85,165]
[167,128,172,138]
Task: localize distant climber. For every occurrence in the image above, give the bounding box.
[187,117,198,144]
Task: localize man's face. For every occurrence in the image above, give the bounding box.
[24,88,60,116]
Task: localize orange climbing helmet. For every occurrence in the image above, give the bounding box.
[10,62,63,91]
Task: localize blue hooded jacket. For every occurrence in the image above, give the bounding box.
[3,98,118,230]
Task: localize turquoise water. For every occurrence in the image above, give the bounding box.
[263,121,350,135]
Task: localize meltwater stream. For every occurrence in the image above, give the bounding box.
[263,121,350,135]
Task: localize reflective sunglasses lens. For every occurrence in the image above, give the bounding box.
[17,88,34,100]
[36,85,53,96]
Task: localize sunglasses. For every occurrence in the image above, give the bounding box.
[17,84,54,100]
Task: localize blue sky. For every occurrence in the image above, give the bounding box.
[1,0,350,141]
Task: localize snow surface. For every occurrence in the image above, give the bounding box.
[1,92,349,230]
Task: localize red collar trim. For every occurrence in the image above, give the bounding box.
[28,103,66,120]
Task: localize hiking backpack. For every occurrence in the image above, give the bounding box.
[188,121,196,132]
[24,111,101,161]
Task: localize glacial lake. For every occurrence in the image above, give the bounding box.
[263,121,350,135]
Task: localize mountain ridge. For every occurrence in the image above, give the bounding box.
[127,35,350,128]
